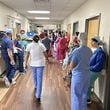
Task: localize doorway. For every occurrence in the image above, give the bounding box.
[73,21,79,36]
[85,14,107,108]
[86,15,101,48]
[67,24,71,36]
[16,23,21,34]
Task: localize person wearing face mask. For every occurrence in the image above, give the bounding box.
[20,30,29,50]
[69,32,92,110]
[87,37,106,104]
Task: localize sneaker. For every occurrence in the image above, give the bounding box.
[87,99,92,104]
[11,79,16,85]
[4,76,11,87]
[36,98,41,102]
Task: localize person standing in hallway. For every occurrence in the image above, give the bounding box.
[1,29,16,87]
[20,30,29,50]
[54,31,62,60]
[39,31,45,40]
[69,32,92,110]
[42,32,52,57]
[65,32,70,46]
[13,34,24,74]
[58,33,68,63]
[50,32,56,46]
[25,35,49,101]
[69,32,79,53]
[87,37,106,104]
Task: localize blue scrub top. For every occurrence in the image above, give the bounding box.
[14,39,22,49]
[21,34,28,47]
[89,47,106,72]
[42,38,52,50]
[70,46,92,75]
[1,36,13,58]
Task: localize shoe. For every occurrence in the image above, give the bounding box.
[11,79,16,85]
[87,99,92,104]
[35,98,41,106]
[63,77,66,81]
[36,98,41,102]
[4,76,11,87]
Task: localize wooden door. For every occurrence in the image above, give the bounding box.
[67,24,71,36]
[87,17,100,47]
[12,28,17,39]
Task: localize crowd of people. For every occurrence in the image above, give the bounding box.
[0,28,106,110]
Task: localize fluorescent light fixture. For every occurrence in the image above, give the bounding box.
[35,17,50,20]
[28,10,50,14]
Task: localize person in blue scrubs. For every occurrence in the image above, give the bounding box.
[87,37,106,104]
[42,32,52,56]
[69,32,92,110]
[25,35,49,102]
[13,34,24,73]
[20,30,29,50]
[1,29,16,87]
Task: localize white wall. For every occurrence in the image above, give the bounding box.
[0,2,29,31]
[0,2,30,75]
[63,0,110,52]
[43,24,57,30]
[62,0,110,103]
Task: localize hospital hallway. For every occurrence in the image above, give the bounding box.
[0,61,103,110]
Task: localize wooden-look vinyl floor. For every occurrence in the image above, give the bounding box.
[0,72,20,102]
[0,61,103,110]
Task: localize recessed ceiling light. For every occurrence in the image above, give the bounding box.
[35,17,50,20]
[28,10,50,14]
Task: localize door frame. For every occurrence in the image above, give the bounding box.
[104,38,110,110]
[73,21,79,36]
[85,14,104,103]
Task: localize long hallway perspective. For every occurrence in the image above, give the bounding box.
[0,60,103,110]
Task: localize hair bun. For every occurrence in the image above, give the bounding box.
[33,35,39,43]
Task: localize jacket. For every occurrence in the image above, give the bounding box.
[89,47,106,72]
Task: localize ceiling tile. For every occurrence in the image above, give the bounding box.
[0,0,88,23]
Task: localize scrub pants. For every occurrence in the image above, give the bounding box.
[59,49,65,61]
[31,66,44,98]
[87,71,100,99]
[14,51,24,72]
[3,56,16,83]
[71,73,89,110]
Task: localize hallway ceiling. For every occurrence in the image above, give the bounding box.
[0,0,87,23]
